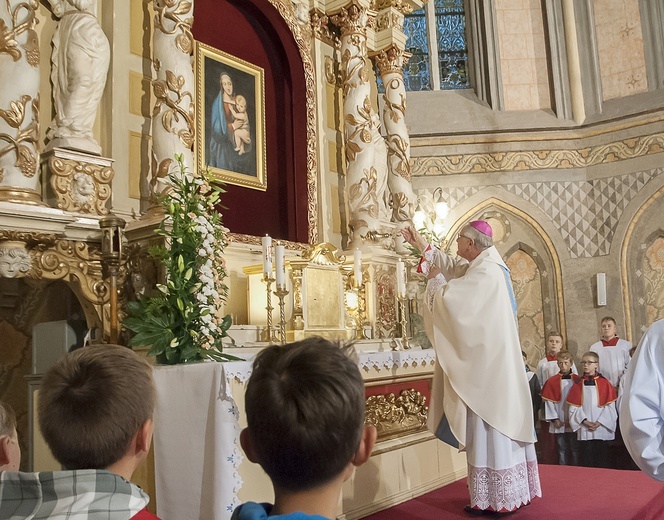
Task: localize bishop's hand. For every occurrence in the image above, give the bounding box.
[401,226,427,253]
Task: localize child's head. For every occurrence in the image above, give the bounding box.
[546,331,564,355]
[242,338,375,492]
[600,316,617,339]
[556,351,573,374]
[235,95,247,113]
[0,400,20,471]
[38,345,155,471]
[580,351,600,376]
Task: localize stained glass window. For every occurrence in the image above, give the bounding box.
[403,7,431,91]
[401,0,470,91]
[434,0,470,89]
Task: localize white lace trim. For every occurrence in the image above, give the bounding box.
[426,274,447,311]
[468,459,542,512]
[357,350,436,372]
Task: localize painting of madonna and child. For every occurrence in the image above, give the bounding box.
[196,42,266,191]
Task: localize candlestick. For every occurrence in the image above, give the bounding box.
[353,249,362,287]
[262,275,276,343]
[275,245,285,287]
[274,285,289,345]
[399,297,411,350]
[262,235,272,277]
[396,260,406,298]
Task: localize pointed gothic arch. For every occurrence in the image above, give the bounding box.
[442,197,566,345]
[621,185,664,343]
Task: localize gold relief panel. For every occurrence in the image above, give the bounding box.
[374,264,398,338]
[365,388,429,440]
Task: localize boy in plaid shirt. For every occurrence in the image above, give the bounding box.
[0,345,159,519]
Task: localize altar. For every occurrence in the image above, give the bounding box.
[152,347,467,520]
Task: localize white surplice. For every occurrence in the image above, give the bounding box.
[568,384,617,441]
[590,338,631,388]
[422,245,541,511]
[619,318,664,481]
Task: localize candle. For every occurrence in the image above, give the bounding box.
[262,235,272,277]
[353,249,362,286]
[396,260,406,298]
[275,245,285,287]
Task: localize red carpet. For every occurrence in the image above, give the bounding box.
[362,465,664,520]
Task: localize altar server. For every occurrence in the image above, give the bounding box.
[403,222,541,515]
[589,316,632,390]
[541,351,580,465]
[620,318,664,481]
[567,351,618,468]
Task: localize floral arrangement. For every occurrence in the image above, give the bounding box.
[124,155,235,364]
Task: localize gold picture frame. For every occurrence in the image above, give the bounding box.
[195,42,266,191]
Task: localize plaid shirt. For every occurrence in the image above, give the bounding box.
[0,469,150,519]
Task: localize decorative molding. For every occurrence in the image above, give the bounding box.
[410,132,664,176]
[299,242,346,265]
[227,232,308,252]
[267,0,319,244]
[0,231,109,332]
[47,152,114,215]
[375,264,398,338]
[311,8,338,46]
[365,388,428,439]
[0,94,39,183]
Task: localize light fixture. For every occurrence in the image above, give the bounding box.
[99,214,126,344]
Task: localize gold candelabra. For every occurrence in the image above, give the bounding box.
[262,275,276,343]
[274,285,289,345]
[354,275,368,340]
[398,296,411,350]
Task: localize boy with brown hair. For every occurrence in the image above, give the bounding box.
[535,331,577,464]
[0,401,20,472]
[589,316,632,390]
[567,351,618,468]
[234,338,377,520]
[0,345,159,519]
[541,351,581,465]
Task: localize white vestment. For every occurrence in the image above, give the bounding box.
[590,338,631,388]
[543,377,575,434]
[423,245,541,511]
[619,319,664,481]
[568,384,617,441]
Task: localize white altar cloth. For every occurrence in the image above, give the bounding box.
[153,360,253,520]
[152,349,435,520]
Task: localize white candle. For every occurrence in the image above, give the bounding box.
[262,235,272,277]
[275,245,285,287]
[353,249,362,286]
[396,260,406,298]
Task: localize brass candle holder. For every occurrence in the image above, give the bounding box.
[262,275,276,343]
[354,275,368,340]
[274,285,289,345]
[398,296,411,350]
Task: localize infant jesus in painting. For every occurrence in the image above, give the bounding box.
[231,95,251,155]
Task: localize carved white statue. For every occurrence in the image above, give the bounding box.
[45,0,110,156]
[0,243,31,278]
